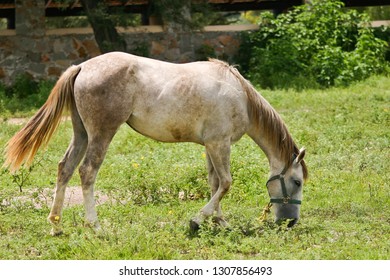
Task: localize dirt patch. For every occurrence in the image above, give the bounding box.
[2,117,28,125]
[1,186,110,209]
[3,116,71,126]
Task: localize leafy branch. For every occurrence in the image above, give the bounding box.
[10,157,44,192]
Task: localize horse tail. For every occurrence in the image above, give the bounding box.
[4,65,81,173]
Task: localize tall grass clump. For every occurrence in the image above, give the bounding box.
[238,0,389,89]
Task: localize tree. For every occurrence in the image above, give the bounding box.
[150,0,217,32]
[79,0,127,53]
[54,0,215,52]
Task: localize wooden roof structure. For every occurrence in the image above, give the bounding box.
[0,1,305,17]
[1,0,390,27]
[1,1,390,15]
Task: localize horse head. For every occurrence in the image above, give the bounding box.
[266,148,306,227]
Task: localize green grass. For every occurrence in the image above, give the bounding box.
[0,76,389,260]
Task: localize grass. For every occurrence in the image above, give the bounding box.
[0,76,389,260]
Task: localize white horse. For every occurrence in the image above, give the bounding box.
[4,52,308,235]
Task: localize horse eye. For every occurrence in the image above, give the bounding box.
[293,180,302,187]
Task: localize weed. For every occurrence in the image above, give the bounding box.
[9,157,44,192]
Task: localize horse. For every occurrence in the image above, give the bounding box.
[4,52,308,236]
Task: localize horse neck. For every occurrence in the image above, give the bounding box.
[244,90,293,174]
[226,64,295,173]
[247,126,286,175]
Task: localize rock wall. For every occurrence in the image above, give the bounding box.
[0,25,254,85]
[0,0,257,85]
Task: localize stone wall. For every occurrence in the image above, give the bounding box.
[0,0,257,85]
[0,25,256,85]
[0,29,100,84]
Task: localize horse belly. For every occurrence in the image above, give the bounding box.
[128,99,249,145]
[127,110,204,144]
[128,69,249,144]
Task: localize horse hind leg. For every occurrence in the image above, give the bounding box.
[78,131,117,231]
[48,113,88,236]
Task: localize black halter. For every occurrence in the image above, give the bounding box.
[266,154,301,205]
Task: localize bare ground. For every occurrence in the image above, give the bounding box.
[1,186,110,209]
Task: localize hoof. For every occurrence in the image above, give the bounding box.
[50,227,63,236]
[189,219,201,232]
[212,217,229,228]
[84,220,101,231]
[48,215,63,236]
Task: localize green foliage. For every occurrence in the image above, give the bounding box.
[46,16,91,29]
[8,74,39,99]
[195,44,217,61]
[0,76,53,117]
[151,0,216,30]
[86,1,139,29]
[239,0,388,89]
[9,158,44,192]
[361,5,390,20]
[0,18,7,30]
[48,0,141,29]
[373,25,390,62]
[131,42,150,58]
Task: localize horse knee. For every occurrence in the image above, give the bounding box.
[57,160,71,184]
[220,177,232,195]
[58,159,66,170]
[57,159,67,176]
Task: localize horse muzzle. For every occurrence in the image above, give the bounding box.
[274,203,300,227]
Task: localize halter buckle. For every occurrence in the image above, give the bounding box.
[283,196,291,204]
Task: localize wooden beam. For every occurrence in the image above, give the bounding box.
[342,0,390,7]
[210,0,304,12]
[3,0,390,20]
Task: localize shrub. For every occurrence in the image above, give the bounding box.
[8,73,38,99]
[195,44,217,61]
[0,75,53,115]
[239,0,388,89]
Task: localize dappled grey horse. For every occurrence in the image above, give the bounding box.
[4,52,308,235]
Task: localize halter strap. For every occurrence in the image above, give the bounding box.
[266,154,301,205]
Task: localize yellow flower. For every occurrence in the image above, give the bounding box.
[132,162,140,169]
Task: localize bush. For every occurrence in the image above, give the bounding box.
[0,75,53,116]
[238,0,388,89]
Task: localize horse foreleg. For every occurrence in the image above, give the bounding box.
[206,152,225,220]
[48,133,87,236]
[190,142,231,230]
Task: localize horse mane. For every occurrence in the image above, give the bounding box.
[209,58,308,180]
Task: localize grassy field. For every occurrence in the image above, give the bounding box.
[0,76,389,260]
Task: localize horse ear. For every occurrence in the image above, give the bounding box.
[295,147,306,164]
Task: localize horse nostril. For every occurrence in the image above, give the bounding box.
[276,218,298,227]
[287,218,298,228]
